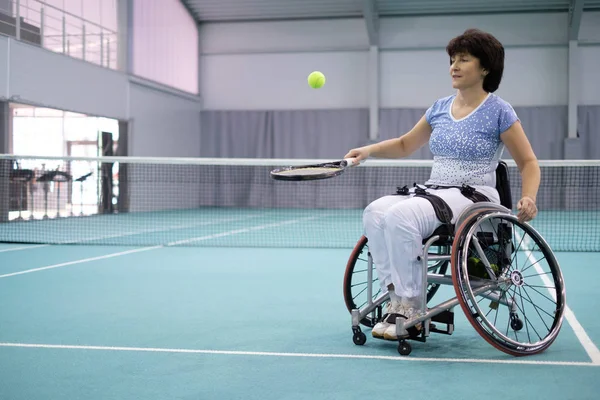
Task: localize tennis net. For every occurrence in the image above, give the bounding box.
[0,154,598,251]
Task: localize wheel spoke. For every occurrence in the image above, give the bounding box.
[352,285,368,301]
[520,255,547,275]
[517,285,544,341]
[454,212,563,355]
[516,285,533,343]
[511,227,526,267]
[502,290,511,337]
[493,291,501,327]
[522,283,557,305]
[509,287,520,342]
[523,271,552,279]
[520,286,553,331]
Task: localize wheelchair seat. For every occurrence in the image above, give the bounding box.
[423,224,452,245]
[422,160,512,245]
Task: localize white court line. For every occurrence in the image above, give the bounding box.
[0,244,49,253]
[168,214,324,246]
[0,342,596,367]
[516,231,600,365]
[62,213,267,245]
[0,215,322,279]
[0,246,161,279]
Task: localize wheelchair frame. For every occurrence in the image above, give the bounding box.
[347,203,566,357]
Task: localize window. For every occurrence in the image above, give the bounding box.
[132,0,199,94]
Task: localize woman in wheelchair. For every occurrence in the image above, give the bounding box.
[344,29,541,342]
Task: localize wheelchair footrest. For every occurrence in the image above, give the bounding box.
[431,310,454,325]
[429,310,455,335]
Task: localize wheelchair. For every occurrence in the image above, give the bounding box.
[343,161,566,356]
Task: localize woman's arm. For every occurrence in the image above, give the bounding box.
[345,116,432,161]
[500,121,540,221]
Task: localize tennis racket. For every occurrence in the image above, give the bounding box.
[270,158,360,181]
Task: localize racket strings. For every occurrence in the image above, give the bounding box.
[274,166,342,176]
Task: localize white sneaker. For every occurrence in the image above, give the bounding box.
[372,301,401,338]
[383,304,420,341]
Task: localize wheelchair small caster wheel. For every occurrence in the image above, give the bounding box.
[510,316,524,331]
[353,331,367,345]
[398,340,412,356]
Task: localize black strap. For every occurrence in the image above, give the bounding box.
[389,183,490,225]
[459,184,491,203]
[425,184,491,203]
[384,313,424,337]
[413,185,453,225]
[395,185,410,195]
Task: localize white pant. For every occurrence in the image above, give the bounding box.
[362,186,499,300]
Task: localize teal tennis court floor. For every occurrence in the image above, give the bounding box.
[0,242,598,399]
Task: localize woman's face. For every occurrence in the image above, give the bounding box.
[449,52,486,91]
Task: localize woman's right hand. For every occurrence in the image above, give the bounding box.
[344,146,371,164]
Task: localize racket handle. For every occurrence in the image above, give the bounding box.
[342,158,360,167]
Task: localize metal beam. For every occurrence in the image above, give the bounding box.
[568,0,585,41]
[363,1,379,141]
[362,0,379,46]
[567,1,584,141]
[568,40,579,139]
[116,0,132,74]
[368,45,379,142]
[15,0,20,40]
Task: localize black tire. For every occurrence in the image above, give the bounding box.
[353,331,367,345]
[398,341,412,356]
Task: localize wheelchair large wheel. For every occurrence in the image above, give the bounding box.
[343,235,449,328]
[451,211,566,356]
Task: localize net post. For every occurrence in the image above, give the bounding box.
[0,102,10,223]
[0,159,9,223]
[100,131,115,214]
[116,120,129,214]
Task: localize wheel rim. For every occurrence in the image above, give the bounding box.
[453,212,566,355]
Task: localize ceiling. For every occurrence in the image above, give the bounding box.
[181,0,600,22]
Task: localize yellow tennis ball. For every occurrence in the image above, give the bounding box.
[308,71,326,89]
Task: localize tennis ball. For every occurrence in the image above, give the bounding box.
[308,71,326,89]
[468,257,499,279]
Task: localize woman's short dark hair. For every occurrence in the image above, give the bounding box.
[446,29,505,93]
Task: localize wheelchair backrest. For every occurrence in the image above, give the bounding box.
[495,160,512,210]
